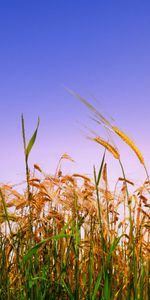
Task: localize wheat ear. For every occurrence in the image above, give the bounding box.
[112,126,144,164]
[91,136,120,160]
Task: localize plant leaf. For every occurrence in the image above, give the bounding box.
[91,269,103,300]
[23,233,70,262]
[26,117,40,159]
[96,150,106,186]
[104,272,109,300]
[106,234,124,266]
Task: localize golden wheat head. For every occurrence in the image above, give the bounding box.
[112,126,144,165]
[91,136,120,160]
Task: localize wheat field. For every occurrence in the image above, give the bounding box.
[0,105,149,299]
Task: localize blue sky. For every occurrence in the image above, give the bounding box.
[0,1,150,186]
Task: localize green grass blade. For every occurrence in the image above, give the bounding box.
[26,117,40,159]
[23,233,70,262]
[106,234,124,266]
[91,269,103,300]
[96,150,106,186]
[104,272,109,300]
[94,164,106,252]
[21,114,27,152]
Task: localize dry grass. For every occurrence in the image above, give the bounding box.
[0,157,149,299]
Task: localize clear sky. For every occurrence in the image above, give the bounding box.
[0,1,150,187]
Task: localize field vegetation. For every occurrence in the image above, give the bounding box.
[0,96,149,299]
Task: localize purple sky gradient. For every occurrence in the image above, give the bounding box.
[0,1,150,187]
